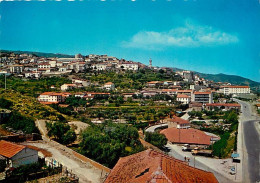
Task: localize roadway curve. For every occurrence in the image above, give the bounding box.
[234,99,260,183]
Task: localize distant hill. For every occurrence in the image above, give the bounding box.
[0,50,74,58]
[195,72,260,91]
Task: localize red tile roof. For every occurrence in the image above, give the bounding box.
[166,116,190,125]
[177,90,193,93]
[194,91,212,94]
[177,94,190,98]
[206,103,240,107]
[39,101,59,105]
[161,89,178,92]
[160,128,211,145]
[0,140,25,158]
[104,82,114,85]
[105,149,218,183]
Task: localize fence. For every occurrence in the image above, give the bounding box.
[1,158,78,183]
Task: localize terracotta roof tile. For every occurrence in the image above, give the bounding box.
[194,91,212,94]
[206,103,240,107]
[177,94,190,98]
[160,128,211,145]
[0,140,25,158]
[104,149,218,183]
[165,116,190,125]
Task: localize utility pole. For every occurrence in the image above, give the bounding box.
[4,73,6,90]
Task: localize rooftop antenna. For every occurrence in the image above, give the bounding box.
[149,58,152,68]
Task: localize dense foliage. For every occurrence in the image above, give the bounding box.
[86,69,180,90]
[144,132,167,149]
[0,76,70,97]
[4,111,38,134]
[0,90,70,121]
[46,122,76,145]
[210,110,239,158]
[79,122,145,168]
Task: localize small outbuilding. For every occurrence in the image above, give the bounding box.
[0,140,38,168]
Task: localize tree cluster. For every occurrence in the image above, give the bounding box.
[46,122,76,145]
[144,132,167,150]
[79,122,145,168]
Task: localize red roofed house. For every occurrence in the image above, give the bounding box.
[164,116,190,129]
[256,104,260,110]
[177,94,191,104]
[147,81,163,88]
[205,103,241,111]
[160,128,212,146]
[38,92,71,104]
[161,89,178,96]
[104,149,218,183]
[104,82,115,90]
[0,140,38,168]
[176,90,193,96]
[61,83,77,91]
[189,102,203,111]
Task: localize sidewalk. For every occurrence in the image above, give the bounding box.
[167,143,241,183]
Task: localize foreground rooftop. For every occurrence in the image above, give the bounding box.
[105,149,218,183]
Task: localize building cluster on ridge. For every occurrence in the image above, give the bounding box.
[0,51,251,111]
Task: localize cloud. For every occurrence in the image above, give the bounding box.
[122,23,239,50]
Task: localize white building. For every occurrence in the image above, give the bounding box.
[103,82,115,90]
[49,60,57,68]
[38,62,51,69]
[192,91,213,104]
[117,62,139,71]
[67,62,86,73]
[38,92,70,103]
[92,63,107,71]
[177,94,191,104]
[9,65,24,74]
[61,84,77,91]
[72,78,91,87]
[24,71,41,78]
[0,140,38,168]
[221,85,250,95]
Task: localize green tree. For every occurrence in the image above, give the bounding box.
[46,122,76,145]
[79,123,144,168]
[145,132,167,149]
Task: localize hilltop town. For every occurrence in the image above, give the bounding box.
[0,51,259,183]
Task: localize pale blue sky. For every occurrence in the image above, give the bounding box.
[0,0,260,82]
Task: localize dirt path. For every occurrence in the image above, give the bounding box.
[23,141,105,183]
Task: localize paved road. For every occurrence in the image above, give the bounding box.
[145,123,168,132]
[166,143,235,183]
[234,99,260,183]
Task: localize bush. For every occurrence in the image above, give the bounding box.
[4,111,38,134]
[144,132,167,149]
[211,132,230,158]
[46,122,76,145]
[79,123,145,168]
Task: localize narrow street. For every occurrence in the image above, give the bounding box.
[234,99,260,183]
